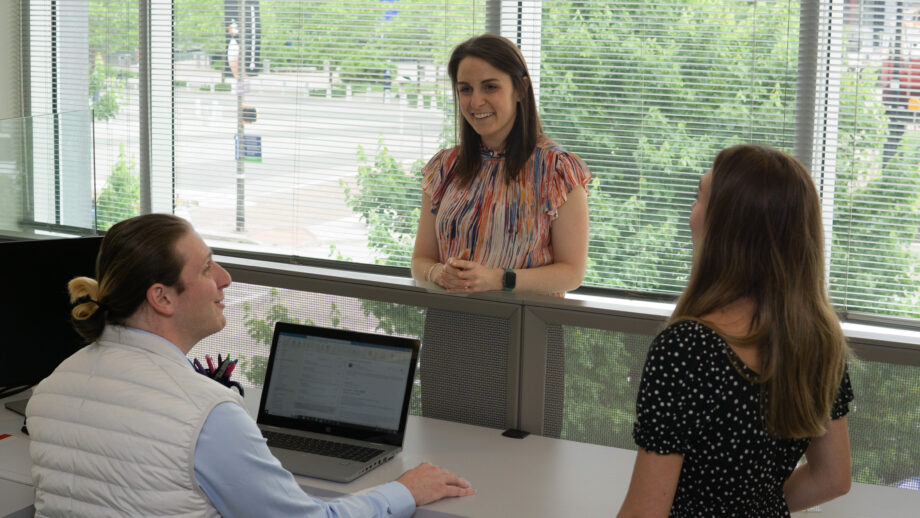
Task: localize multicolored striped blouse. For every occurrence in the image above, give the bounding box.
[421,138,591,275]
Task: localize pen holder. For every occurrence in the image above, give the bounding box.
[191,354,245,397]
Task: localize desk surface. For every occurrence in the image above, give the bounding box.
[3,391,919,517]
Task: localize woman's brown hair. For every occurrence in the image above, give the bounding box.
[447,33,543,185]
[671,144,848,439]
[69,214,192,342]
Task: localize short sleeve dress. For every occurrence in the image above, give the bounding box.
[418,138,591,435]
[632,321,854,517]
[421,138,591,273]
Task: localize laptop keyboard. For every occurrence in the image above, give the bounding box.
[262,430,384,462]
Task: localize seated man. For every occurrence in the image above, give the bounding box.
[26,213,474,517]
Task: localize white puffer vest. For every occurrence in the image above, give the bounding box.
[26,326,245,517]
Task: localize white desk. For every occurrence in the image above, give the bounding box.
[289,419,920,518]
[0,393,35,518]
[3,390,919,517]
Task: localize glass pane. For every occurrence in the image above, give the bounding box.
[0,110,95,233]
[163,1,485,263]
[823,1,920,319]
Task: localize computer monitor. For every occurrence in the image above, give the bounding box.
[0,236,103,395]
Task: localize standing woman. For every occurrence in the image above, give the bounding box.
[411,34,591,436]
[618,145,853,517]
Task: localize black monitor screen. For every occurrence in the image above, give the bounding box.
[0,236,103,393]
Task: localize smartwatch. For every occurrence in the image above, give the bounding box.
[502,268,516,292]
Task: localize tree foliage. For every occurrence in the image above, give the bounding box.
[95,142,139,231]
[238,288,314,386]
[89,55,124,122]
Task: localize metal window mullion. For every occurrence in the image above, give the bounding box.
[795,0,819,167]
[486,0,501,34]
[149,0,174,214]
[813,1,845,296]
[138,0,151,213]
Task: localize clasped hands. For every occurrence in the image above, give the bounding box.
[430,249,503,294]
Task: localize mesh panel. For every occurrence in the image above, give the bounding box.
[197,282,511,427]
[560,326,654,449]
[420,308,509,429]
[558,325,920,489]
[848,357,920,487]
[197,282,425,415]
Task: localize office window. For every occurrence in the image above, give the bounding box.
[152,0,486,263]
[16,1,138,232]
[538,1,800,295]
[819,1,920,320]
[14,0,919,323]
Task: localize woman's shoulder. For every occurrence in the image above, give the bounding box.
[530,138,591,189]
[534,137,571,156]
[650,320,726,359]
[426,146,461,167]
[660,319,719,338]
[422,147,462,191]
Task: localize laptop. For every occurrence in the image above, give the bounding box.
[257,322,419,483]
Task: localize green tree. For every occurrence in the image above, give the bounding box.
[341,140,427,339]
[89,54,124,122]
[238,288,313,386]
[541,0,797,294]
[342,142,429,415]
[95,142,139,231]
[89,1,138,56]
[829,67,920,319]
[342,141,424,267]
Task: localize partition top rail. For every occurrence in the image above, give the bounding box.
[218,255,920,359]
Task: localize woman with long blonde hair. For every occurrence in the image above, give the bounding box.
[618,145,853,517]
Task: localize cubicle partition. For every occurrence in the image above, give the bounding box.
[212,254,920,489]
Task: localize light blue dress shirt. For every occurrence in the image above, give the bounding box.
[127,327,416,518]
[194,402,415,518]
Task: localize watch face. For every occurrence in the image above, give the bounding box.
[503,269,516,290]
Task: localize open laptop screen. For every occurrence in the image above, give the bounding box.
[258,323,419,444]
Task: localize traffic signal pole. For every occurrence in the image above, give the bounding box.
[235,0,247,233]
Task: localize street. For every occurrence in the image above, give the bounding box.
[92,63,448,262]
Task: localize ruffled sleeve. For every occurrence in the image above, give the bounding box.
[830,365,854,420]
[632,322,710,455]
[421,148,455,213]
[544,149,592,220]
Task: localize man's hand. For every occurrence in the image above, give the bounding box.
[396,462,475,506]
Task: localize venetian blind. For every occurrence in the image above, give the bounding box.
[18,0,920,321]
[816,0,920,320]
[149,0,486,265]
[531,0,801,294]
[21,1,140,232]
